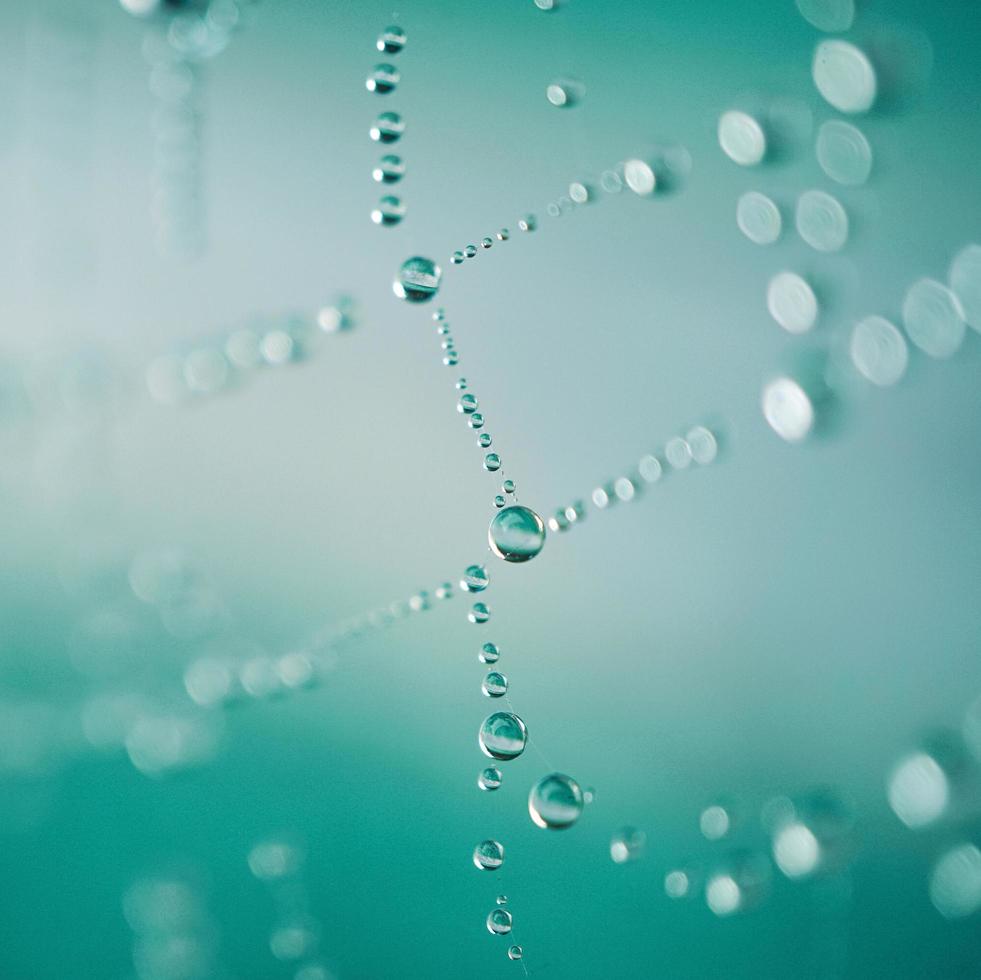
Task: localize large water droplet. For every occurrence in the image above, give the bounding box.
[816,120,872,186]
[528,772,584,829]
[812,40,876,113]
[372,154,405,184]
[796,190,848,252]
[366,63,399,94]
[850,315,908,386]
[393,257,442,303]
[718,111,766,166]
[767,271,818,333]
[488,506,546,563]
[473,839,505,871]
[482,671,508,698]
[737,191,781,245]
[478,766,503,791]
[376,25,406,54]
[370,111,404,143]
[486,908,513,935]
[479,711,528,761]
[902,278,966,359]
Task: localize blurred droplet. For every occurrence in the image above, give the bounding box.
[813,40,877,113]
[850,315,908,386]
[546,78,583,108]
[718,110,766,166]
[624,159,656,196]
[376,26,406,54]
[888,752,949,828]
[366,63,400,94]
[371,195,405,226]
[930,844,981,919]
[949,244,981,332]
[370,111,404,143]
[665,437,692,470]
[610,827,646,863]
[762,377,815,443]
[816,120,872,186]
[902,278,966,359]
[700,804,731,840]
[767,272,819,334]
[737,191,782,245]
[796,0,854,32]
[796,190,849,252]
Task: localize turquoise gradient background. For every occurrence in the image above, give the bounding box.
[1,0,980,976]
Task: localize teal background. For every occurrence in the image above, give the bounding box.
[1,0,980,976]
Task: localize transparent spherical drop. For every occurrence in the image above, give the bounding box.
[451,251,464,264]
[393,256,441,303]
[762,377,815,443]
[812,40,876,113]
[479,711,528,761]
[484,453,502,472]
[488,506,546,563]
[469,602,490,624]
[372,154,405,184]
[528,772,584,829]
[508,946,523,961]
[502,479,515,494]
[796,190,848,252]
[371,195,405,226]
[478,433,493,448]
[473,839,505,871]
[767,271,818,333]
[487,908,513,935]
[497,895,508,905]
[478,766,503,791]
[376,25,406,54]
[468,413,484,429]
[494,494,506,508]
[737,191,781,244]
[481,237,493,249]
[480,642,500,664]
[464,244,477,258]
[458,393,478,414]
[816,120,872,186]
[366,63,400,94]
[482,671,508,698]
[461,565,489,592]
[850,315,908,386]
[518,214,537,232]
[369,111,404,143]
[718,111,766,166]
[902,278,966,359]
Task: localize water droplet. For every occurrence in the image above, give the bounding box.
[613,476,636,501]
[767,272,819,333]
[366,63,400,94]
[796,189,849,252]
[762,377,815,443]
[480,642,500,664]
[718,111,766,166]
[547,510,569,533]
[569,181,592,204]
[930,844,981,919]
[461,565,489,592]
[546,78,583,107]
[700,804,732,840]
[812,40,876,114]
[435,583,454,600]
[949,244,981,332]
[796,0,854,32]
[592,486,611,508]
[664,437,692,470]
[469,602,491,624]
[850,315,908,386]
[518,215,537,232]
[497,228,510,241]
[664,870,691,898]
[479,711,528,761]
[502,479,515,494]
[610,826,646,863]
[737,191,781,245]
[888,751,949,828]
[478,433,493,448]
[494,494,506,508]
[487,908,513,935]
[600,169,623,193]
[444,353,459,366]
[481,237,493,249]
[478,766,503,791]
[546,202,562,218]
[469,413,485,429]
[624,159,656,196]
[464,244,477,258]
[816,120,872,186]
[455,377,468,389]
[484,453,502,472]
[451,251,465,264]
[371,195,405,226]
[372,154,405,183]
[497,895,508,905]
[393,256,442,303]
[458,393,479,414]
[686,426,719,464]
[369,111,404,143]
[473,839,505,871]
[529,772,584,829]
[488,506,547,563]
[902,278,966,359]
[482,671,508,698]
[376,25,406,54]
[638,455,663,483]
[772,821,820,879]
[508,946,523,961]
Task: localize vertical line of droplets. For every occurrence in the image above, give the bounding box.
[367,25,407,226]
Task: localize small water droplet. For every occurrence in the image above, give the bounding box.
[502,479,515,494]
[497,228,510,241]
[479,711,528,761]
[850,315,908,386]
[569,181,592,204]
[529,773,584,829]
[508,945,523,961]
[718,110,766,166]
[370,111,404,143]
[737,191,781,245]
[767,272,818,333]
[488,506,546,562]
[443,352,459,366]
[482,671,508,698]
[480,642,500,664]
[481,237,493,249]
[478,766,503,791]
[486,908,513,935]
[546,78,583,107]
[372,154,405,184]
[497,895,508,905]
[366,63,400,94]
[458,393,479,414]
[518,214,537,232]
[473,839,505,871]
[376,25,406,54]
[494,495,506,508]
[464,244,477,258]
[600,169,623,193]
[469,413,485,429]
[812,39,876,114]
[796,189,848,252]
[451,251,465,264]
[469,602,491,624]
[484,453,502,472]
[479,433,493,448]
[393,256,441,303]
[371,195,405,226]
[455,377,468,390]
[461,565,489,593]
[613,476,636,501]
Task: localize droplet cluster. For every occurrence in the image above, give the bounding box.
[367,25,407,226]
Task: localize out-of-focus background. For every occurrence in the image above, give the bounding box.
[1,0,980,976]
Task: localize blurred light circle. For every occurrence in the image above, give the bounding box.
[737,191,781,245]
[888,752,949,829]
[902,278,967,359]
[762,377,814,443]
[850,315,908,386]
[767,272,818,334]
[718,111,766,166]
[812,40,876,113]
[930,844,981,919]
